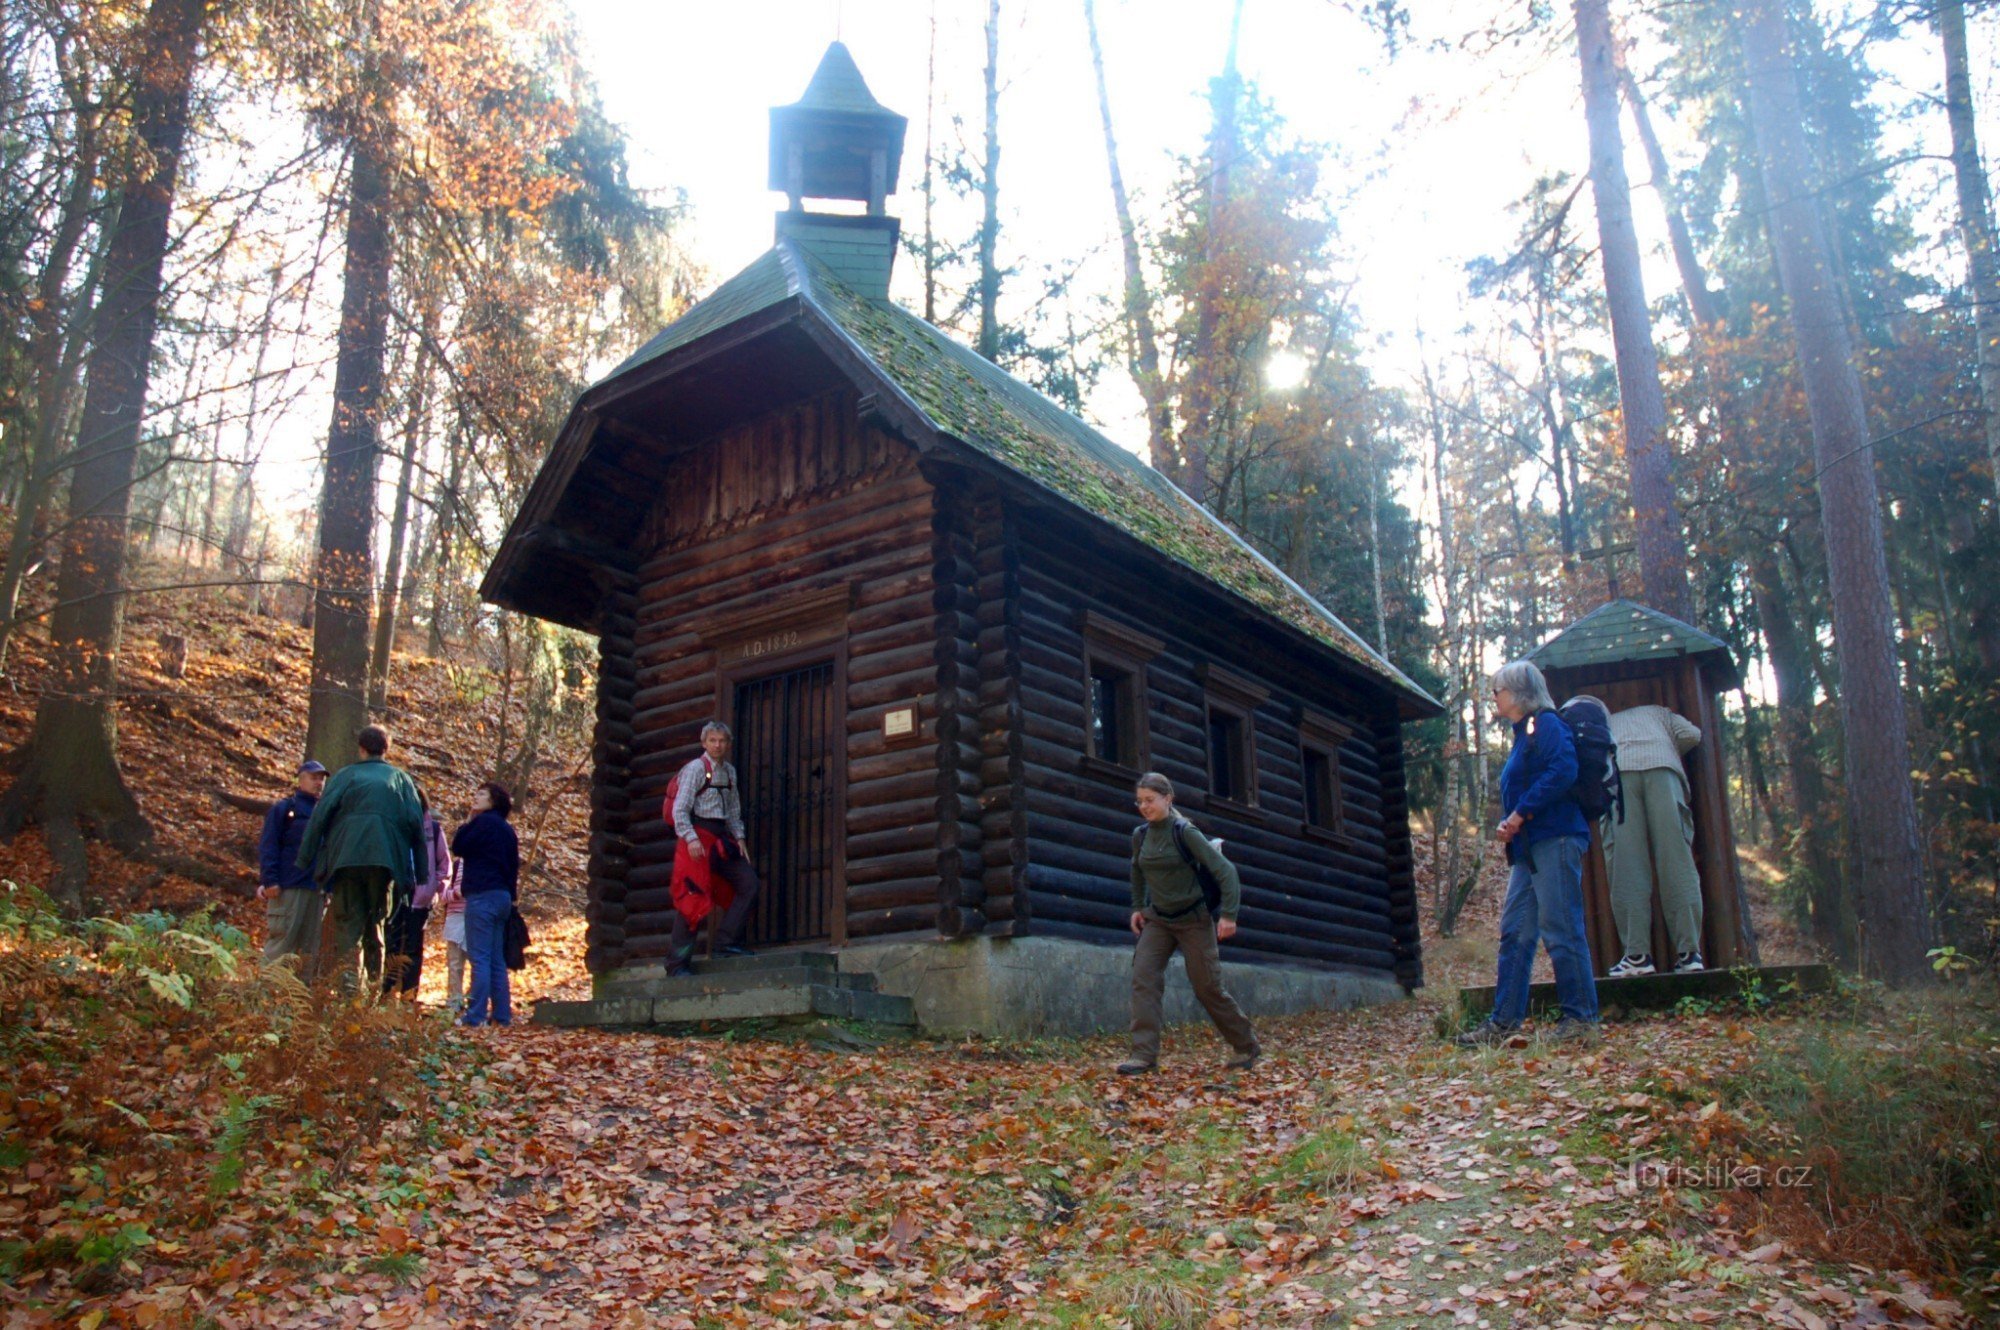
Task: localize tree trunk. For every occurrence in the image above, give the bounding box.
[1616,55,1722,329]
[1084,0,1176,479]
[1750,550,1854,963]
[921,0,939,326]
[0,0,209,912]
[304,133,392,771]
[1938,0,2000,505]
[1574,0,1691,621]
[1178,0,1246,508]
[367,328,428,712]
[427,425,466,654]
[0,106,103,671]
[1738,0,1930,982]
[975,0,1001,361]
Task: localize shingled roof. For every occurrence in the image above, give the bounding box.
[591,241,1437,713]
[1529,598,1741,689]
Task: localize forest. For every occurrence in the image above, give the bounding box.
[1,0,1998,1324]
[2,0,1990,978]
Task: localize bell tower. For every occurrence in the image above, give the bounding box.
[769,42,908,300]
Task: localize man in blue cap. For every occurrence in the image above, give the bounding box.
[259,758,329,975]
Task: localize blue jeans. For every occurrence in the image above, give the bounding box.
[461,891,512,1027]
[1491,836,1598,1026]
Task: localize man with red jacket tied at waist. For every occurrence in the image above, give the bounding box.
[664,721,763,976]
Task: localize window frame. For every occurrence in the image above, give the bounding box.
[1079,612,1162,781]
[1199,663,1268,815]
[1297,709,1355,845]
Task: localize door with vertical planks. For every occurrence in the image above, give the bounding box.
[732,660,838,945]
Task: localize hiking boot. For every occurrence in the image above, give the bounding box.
[1543,1017,1601,1045]
[1674,950,1706,974]
[1608,953,1655,978]
[663,947,695,979]
[1223,1049,1260,1072]
[1453,1019,1518,1049]
[1115,1058,1156,1075]
[719,944,755,958]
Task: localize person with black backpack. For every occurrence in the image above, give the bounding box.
[1456,660,1601,1049]
[1116,772,1261,1075]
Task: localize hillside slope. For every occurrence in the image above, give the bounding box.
[0,598,595,1002]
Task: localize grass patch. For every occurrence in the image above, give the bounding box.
[1691,990,2000,1302]
[1084,1258,1221,1330]
[364,1250,425,1283]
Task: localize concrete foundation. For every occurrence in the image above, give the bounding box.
[839,934,1406,1039]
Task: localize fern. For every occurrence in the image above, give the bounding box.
[208,1093,283,1199]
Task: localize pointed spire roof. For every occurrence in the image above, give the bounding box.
[783,41,897,118]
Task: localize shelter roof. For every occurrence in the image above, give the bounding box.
[1529,598,1742,690]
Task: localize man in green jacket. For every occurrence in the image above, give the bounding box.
[299,725,426,993]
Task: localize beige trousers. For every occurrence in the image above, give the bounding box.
[1604,766,1704,956]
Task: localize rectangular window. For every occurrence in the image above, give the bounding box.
[1298,709,1352,840]
[1089,663,1133,768]
[1209,709,1249,803]
[1079,612,1162,777]
[1302,746,1341,833]
[1199,663,1267,810]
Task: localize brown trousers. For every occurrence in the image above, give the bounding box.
[1128,909,1259,1064]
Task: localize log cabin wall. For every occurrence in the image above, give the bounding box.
[1007,508,1412,979]
[585,582,639,974]
[609,389,941,964]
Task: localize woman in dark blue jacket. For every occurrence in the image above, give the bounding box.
[455,781,520,1028]
[1457,659,1600,1047]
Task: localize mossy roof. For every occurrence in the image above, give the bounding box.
[1529,599,1741,689]
[596,241,1438,713]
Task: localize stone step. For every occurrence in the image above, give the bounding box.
[597,965,876,1002]
[534,981,917,1030]
[1456,962,1834,1022]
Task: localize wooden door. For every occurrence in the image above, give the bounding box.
[732,660,839,945]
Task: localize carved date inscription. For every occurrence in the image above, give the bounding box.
[719,616,841,665]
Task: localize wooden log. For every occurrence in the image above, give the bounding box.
[847,591,936,642]
[1025,838,1135,889]
[847,744,941,786]
[846,823,941,861]
[846,795,936,837]
[848,640,935,685]
[845,904,941,937]
[848,669,936,714]
[847,878,939,914]
[848,768,949,809]
[848,847,955,885]
[624,909,686,938]
[624,885,679,915]
[637,481,934,583]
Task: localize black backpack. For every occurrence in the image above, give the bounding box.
[1557,697,1623,823]
[1131,818,1224,917]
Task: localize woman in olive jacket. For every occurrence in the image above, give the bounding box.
[1117,772,1260,1075]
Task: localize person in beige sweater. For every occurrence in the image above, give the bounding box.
[1599,703,1705,976]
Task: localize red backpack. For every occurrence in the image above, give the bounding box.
[661,754,716,822]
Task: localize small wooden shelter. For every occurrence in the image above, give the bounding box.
[1529,599,1756,973]
[482,44,1442,1026]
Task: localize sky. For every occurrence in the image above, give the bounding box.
[557,0,1997,465]
[564,0,1612,440]
[216,0,2000,684]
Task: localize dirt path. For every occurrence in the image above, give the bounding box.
[219,998,1967,1329]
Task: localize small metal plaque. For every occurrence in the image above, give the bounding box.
[883,707,916,738]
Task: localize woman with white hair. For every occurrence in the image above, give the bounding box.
[1456,659,1601,1047]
